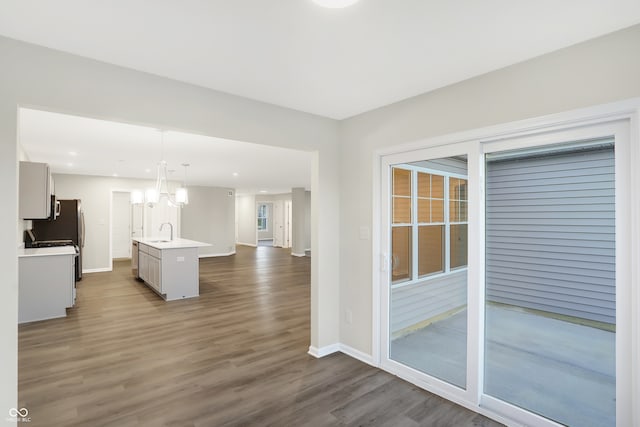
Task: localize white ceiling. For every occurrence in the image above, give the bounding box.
[19,108,312,195]
[1,1,640,119]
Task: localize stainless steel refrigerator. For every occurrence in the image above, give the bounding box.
[32,199,85,280]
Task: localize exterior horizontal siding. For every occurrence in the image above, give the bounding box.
[485,145,615,324]
[391,270,466,334]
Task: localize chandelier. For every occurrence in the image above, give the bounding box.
[131,131,189,208]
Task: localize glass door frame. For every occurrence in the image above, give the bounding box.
[376,112,637,427]
[380,140,482,408]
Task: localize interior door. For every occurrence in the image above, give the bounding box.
[131,203,144,240]
[112,192,132,258]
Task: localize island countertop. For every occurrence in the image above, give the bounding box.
[133,237,211,250]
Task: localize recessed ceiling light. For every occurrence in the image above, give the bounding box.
[112,173,119,177]
[67,162,73,167]
[232,172,239,177]
[68,151,77,156]
[145,168,151,173]
[259,190,268,193]
[312,0,360,8]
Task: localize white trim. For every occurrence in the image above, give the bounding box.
[198,251,235,258]
[236,242,257,248]
[308,343,340,358]
[82,267,111,273]
[257,238,273,241]
[291,252,306,257]
[339,344,375,366]
[373,97,640,157]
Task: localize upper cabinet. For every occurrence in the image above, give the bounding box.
[19,161,54,220]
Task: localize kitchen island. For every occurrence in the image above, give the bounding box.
[132,238,210,301]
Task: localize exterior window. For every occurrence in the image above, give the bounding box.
[257,204,268,231]
[391,166,468,285]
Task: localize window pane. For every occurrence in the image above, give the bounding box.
[484,144,615,426]
[393,197,411,223]
[393,168,411,197]
[390,155,468,390]
[432,199,444,222]
[392,226,412,283]
[418,225,444,276]
[431,175,444,198]
[450,224,467,269]
[417,172,430,198]
[417,199,430,222]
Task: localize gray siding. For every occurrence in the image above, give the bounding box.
[485,145,615,324]
[391,270,467,335]
[411,157,467,175]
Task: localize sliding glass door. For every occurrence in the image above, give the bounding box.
[483,141,616,426]
[380,119,632,427]
[388,155,469,389]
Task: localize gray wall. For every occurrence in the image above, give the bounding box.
[54,174,158,271]
[1,34,340,410]
[292,187,307,256]
[180,186,236,257]
[339,24,640,355]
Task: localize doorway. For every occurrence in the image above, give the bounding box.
[257,202,274,247]
[111,191,131,259]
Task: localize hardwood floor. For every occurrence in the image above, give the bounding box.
[19,246,503,426]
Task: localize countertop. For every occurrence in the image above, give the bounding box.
[133,237,211,250]
[18,246,77,258]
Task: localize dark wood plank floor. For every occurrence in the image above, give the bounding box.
[19,246,503,427]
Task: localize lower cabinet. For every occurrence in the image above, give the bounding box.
[147,255,161,292]
[137,243,162,294]
[19,252,76,323]
[135,241,199,301]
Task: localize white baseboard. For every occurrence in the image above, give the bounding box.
[308,343,376,367]
[291,252,306,257]
[308,343,341,358]
[236,242,257,247]
[83,267,111,274]
[339,344,375,367]
[199,251,236,258]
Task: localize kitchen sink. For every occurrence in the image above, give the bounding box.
[149,240,171,243]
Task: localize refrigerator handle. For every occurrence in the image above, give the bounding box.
[81,211,86,248]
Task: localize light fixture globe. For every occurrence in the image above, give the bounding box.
[312,0,360,8]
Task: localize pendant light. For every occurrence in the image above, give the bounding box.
[175,163,189,205]
[131,130,189,208]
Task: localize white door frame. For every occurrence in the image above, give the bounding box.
[373,99,640,427]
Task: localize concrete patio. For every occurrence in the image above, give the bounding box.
[390,304,615,427]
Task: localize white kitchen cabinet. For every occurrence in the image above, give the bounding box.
[18,247,76,323]
[147,255,161,292]
[19,161,54,219]
[133,238,210,301]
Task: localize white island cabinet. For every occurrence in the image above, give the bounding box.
[133,238,210,301]
[18,246,76,323]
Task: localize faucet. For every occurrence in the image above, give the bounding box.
[160,222,174,241]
